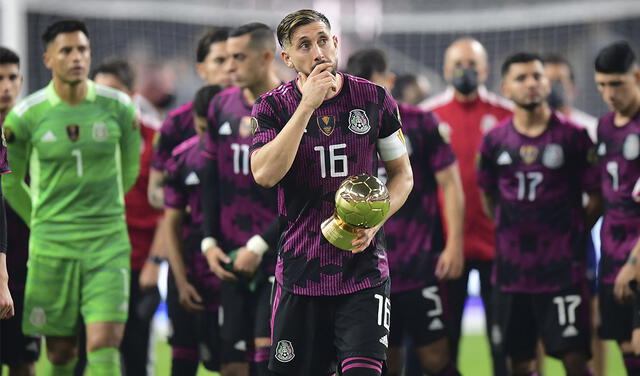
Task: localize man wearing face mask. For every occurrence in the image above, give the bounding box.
[421,38,512,376]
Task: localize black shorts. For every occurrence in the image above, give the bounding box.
[220,276,273,363]
[0,289,41,366]
[389,283,449,348]
[492,283,591,361]
[598,283,636,342]
[269,281,390,376]
[166,273,221,371]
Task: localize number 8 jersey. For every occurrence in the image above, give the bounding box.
[251,73,404,296]
[477,113,599,293]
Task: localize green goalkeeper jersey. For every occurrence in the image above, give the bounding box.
[2,80,140,258]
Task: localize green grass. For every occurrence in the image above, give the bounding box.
[7,335,625,375]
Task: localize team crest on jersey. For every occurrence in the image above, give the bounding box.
[66,125,80,142]
[519,145,539,165]
[275,340,295,362]
[317,115,335,136]
[348,109,370,135]
[239,116,253,138]
[92,122,108,142]
[542,143,564,169]
[623,134,640,160]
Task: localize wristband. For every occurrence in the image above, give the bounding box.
[246,235,269,257]
[201,237,218,253]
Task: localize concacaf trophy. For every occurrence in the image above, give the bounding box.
[321,173,390,251]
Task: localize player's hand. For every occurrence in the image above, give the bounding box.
[0,280,14,320]
[233,247,261,276]
[204,246,237,281]
[351,224,382,254]
[139,259,160,291]
[298,62,338,110]
[614,263,639,303]
[435,246,464,281]
[177,281,204,312]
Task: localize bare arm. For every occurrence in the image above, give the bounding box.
[480,192,496,222]
[584,191,603,230]
[434,164,465,280]
[147,169,165,210]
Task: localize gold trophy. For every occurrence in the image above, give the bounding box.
[321,174,390,251]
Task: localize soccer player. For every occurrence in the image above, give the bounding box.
[251,9,413,376]
[163,86,224,376]
[200,22,281,376]
[592,41,640,375]
[92,59,164,376]
[392,73,431,106]
[0,46,33,375]
[420,38,512,376]
[2,20,140,376]
[347,48,464,376]
[149,27,231,209]
[478,52,601,376]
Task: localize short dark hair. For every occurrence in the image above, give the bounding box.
[346,49,388,81]
[501,52,543,77]
[196,27,230,63]
[91,59,136,91]
[42,19,89,49]
[276,9,331,49]
[229,23,276,52]
[391,74,418,99]
[193,85,223,117]
[543,53,575,83]
[0,47,20,67]
[595,41,637,74]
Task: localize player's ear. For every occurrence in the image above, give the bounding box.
[43,51,52,69]
[281,50,294,69]
[263,49,274,63]
[195,62,206,81]
[332,35,339,49]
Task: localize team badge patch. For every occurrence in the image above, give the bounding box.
[66,125,80,142]
[623,134,640,160]
[92,122,108,142]
[239,116,253,138]
[348,109,370,135]
[317,115,335,136]
[275,340,295,362]
[519,145,539,165]
[542,143,564,169]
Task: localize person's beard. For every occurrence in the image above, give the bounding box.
[513,97,543,112]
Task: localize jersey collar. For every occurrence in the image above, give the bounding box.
[46,79,97,106]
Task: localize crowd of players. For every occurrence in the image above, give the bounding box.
[0,7,638,376]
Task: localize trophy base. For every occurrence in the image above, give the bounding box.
[321,215,359,251]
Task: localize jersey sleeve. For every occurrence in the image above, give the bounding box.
[204,96,219,156]
[152,114,179,171]
[575,128,600,193]
[1,109,32,224]
[163,157,187,210]
[250,96,279,155]
[423,112,456,173]
[379,89,403,139]
[119,102,142,193]
[477,133,498,195]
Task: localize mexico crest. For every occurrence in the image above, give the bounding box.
[348,109,370,135]
[542,143,564,169]
[623,134,640,160]
[275,340,295,363]
[92,122,108,142]
[317,115,335,136]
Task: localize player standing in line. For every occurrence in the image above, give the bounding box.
[2,20,140,376]
[421,38,511,376]
[149,27,231,209]
[251,9,413,376]
[591,41,640,376]
[201,22,281,376]
[478,52,601,376]
[163,86,225,376]
[92,59,164,376]
[346,48,464,376]
[0,46,32,375]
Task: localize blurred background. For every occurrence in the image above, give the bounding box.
[1,0,639,374]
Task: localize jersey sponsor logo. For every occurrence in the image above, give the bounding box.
[317,115,336,136]
[438,123,451,143]
[3,126,14,144]
[497,150,512,165]
[623,134,640,160]
[562,325,578,337]
[250,117,259,136]
[29,307,46,328]
[234,340,247,351]
[519,145,539,165]
[185,171,200,185]
[92,122,108,142]
[542,143,564,169]
[348,109,370,135]
[66,125,80,142]
[480,114,498,134]
[491,324,502,345]
[275,340,295,362]
[219,121,232,135]
[597,142,606,156]
[379,334,388,347]
[239,116,253,138]
[41,130,57,142]
[428,318,444,331]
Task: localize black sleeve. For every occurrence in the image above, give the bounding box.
[259,217,282,251]
[201,156,220,239]
[0,177,6,254]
